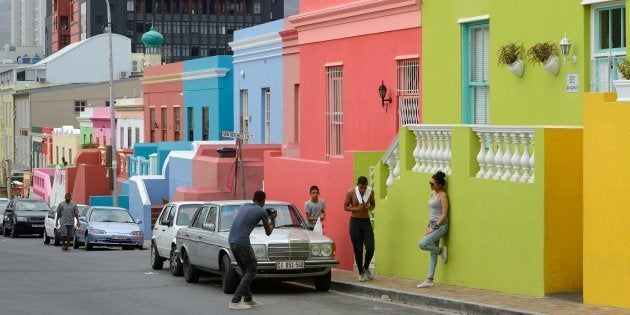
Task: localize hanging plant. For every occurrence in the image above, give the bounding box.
[617,57,630,80]
[498,42,525,77]
[527,42,560,75]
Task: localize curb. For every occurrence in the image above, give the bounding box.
[330,280,542,315]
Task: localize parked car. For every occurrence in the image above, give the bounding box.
[0,198,10,235]
[43,204,89,245]
[175,200,339,293]
[151,202,206,276]
[2,198,50,238]
[73,206,144,251]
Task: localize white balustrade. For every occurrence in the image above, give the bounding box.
[472,127,535,183]
[381,134,399,188]
[407,126,451,175]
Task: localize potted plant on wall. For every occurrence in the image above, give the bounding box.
[614,57,630,102]
[498,42,525,77]
[527,41,560,75]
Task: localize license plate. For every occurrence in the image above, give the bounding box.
[32,224,44,228]
[276,261,305,270]
[112,235,127,240]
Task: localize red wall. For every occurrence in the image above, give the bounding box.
[300,0,356,13]
[143,62,184,142]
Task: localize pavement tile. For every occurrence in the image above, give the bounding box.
[330,269,630,315]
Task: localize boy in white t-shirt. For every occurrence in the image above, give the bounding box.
[304,185,326,228]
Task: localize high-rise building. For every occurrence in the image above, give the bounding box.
[46,0,287,63]
[10,0,46,53]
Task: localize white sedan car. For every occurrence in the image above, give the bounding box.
[43,204,88,246]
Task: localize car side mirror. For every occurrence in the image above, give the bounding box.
[202,223,215,231]
[161,219,170,226]
[135,219,143,224]
[79,216,86,221]
[5,209,13,214]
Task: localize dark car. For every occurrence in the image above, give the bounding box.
[0,198,10,235]
[2,199,50,238]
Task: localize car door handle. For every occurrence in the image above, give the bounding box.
[185,233,190,237]
[161,229,166,231]
[197,236,202,239]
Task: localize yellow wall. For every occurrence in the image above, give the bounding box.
[583,93,630,309]
[543,129,583,293]
[52,130,80,165]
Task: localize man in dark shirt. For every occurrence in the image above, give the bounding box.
[227,190,276,310]
[56,193,80,251]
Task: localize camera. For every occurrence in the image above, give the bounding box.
[265,208,277,217]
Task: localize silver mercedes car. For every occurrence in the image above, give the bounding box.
[175,200,339,293]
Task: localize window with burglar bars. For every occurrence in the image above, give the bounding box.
[264,88,271,144]
[591,5,626,92]
[397,58,420,127]
[326,65,343,158]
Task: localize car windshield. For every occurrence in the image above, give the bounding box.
[220,204,305,231]
[0,201,8,210]
[15,200,49,211]
[89,208,134,223]
[176,204,201,226]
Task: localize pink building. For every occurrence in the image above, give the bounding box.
[92,107,113,146]
[142,63,184,143]
[264,0,422,270]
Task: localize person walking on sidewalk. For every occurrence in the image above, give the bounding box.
[344,176,376,282]
[418,171,449,288]
[227,190,277,310]
[304,185,326,231]
[55,193,80,251]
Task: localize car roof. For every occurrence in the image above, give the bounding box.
[169,201,208,205]
[90,206,128,210]
[0,198,9,201]
[202,200,291,206]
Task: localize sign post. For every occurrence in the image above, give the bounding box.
[221,131,252,199]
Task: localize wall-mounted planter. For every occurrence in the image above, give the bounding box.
[613,80,630,102]
[508,59,525,77]
[543,55,560,76]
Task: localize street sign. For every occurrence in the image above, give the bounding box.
[221,131,252,140]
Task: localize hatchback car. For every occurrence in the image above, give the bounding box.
[43,204,89,246]
[0,198,10,235]
[151,202,205,276]
[176,200,339,293]
[73,207,144,250]
[2,198,50,238]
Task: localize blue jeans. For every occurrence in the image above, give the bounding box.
[418,221,448,280]
[230,243,257,303]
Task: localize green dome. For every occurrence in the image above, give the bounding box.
[141,26,163,47]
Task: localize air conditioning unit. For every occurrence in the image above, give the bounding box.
[119,71,127,79]
[8,45,16,51]
[37,78,45,83]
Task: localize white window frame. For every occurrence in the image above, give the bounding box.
[264,88,271,144]
[326,65,343,158]
[397,58,420,127]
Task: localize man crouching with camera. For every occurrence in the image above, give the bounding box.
[227,190,277,310]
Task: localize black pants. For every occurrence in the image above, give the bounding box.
[230,243,257,303]
[349,217,374,275]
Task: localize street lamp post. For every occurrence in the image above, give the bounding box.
[105,0,117,207]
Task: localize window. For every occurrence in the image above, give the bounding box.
[192,206,210,229]
[135,127,140,144]
[240,90,249,143]
[463,23,489,125]
[150,107,156,142]
[128,127,132,148]
[69,149,72,164]
[120,127,124,148]
[106,101,110,107]
[592,5,626,92]
[326,66,343,158]
[263,88,271,143]
[174,107,181,141]
[127,0,134,11]
[161,107,168,141]
[103,135,107,146]
[202,106,209,140]
[74,101,86,112]
[187,107,194,141]
[397,58,420,127]
[294,84,300,143]
[56,146,59,164]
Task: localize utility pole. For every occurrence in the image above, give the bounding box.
[105,0,118,207]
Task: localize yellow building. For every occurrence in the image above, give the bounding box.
[51,126,80,166]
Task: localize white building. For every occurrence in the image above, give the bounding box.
[10,0,45,52]
[115,97,144,149]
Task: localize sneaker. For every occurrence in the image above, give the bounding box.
[358,273,367,282]
[244,300,263,307]
[364,269,374,280]
[417,280,434,288]
[440,246,447,263]
[228,302,252,310]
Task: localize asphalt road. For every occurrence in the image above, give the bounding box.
[0,235,446,315]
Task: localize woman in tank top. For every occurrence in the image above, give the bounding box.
[417,171,449,288]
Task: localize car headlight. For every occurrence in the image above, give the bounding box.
[320,243,333,257]
[130,231,143,236]
[311,244,321,256]
[91,229,106,234]
[252,244,267,259]
[16,217,28,222]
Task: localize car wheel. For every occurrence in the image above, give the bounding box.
[73,234,80,249]
[170,247,183,276]
[10,223,18,238]
[150,243,164,270]
[84,233,93,251]
[53,230,60,246]
[221,255,239,294]
[313,270,332,292]
[182,250,199,283]
[43,229,51,244]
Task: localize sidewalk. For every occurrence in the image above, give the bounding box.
[330,269,630,315]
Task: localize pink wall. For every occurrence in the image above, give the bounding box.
[32,168,56,203]
[143,62,184,142]
[300,0,357,13]
[281,26,300,156]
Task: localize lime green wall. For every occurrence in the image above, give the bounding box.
[422,0,590,125]
[352,151,384,187]
[374,126,547,296]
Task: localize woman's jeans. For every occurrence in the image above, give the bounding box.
[418,221,448,280]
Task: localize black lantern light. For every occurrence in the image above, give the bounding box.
[378,80,392,111]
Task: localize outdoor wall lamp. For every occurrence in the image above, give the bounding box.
[378,80,392,112]
[559,33,577,64]
[153,122,159,129]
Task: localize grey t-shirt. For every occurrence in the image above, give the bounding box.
[228,203,269,246]
[57,201,79,226]
[304,199,326,223]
